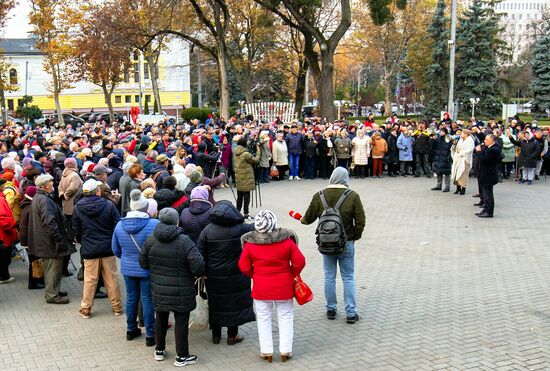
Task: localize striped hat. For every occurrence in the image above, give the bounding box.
[254,210,278,234]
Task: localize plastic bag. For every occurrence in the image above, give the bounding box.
[189,278,209,330]
[269,165,279,178]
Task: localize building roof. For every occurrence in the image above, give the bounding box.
[0,38,42,56]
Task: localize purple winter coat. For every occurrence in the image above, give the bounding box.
[179,199,212,243]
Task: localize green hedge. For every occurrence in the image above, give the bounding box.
[181,107,215,122]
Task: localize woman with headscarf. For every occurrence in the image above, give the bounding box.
[197,200,255,346]
[239,210,306,363]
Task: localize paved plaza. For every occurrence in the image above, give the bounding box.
[1,176,550,370]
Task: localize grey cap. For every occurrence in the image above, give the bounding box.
[158,207,179,225]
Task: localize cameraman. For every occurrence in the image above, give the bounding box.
[233,137,260,220]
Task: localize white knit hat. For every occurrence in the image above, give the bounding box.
[130,189,149,212]
[254,210,278,234]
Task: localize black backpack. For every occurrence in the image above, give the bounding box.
[316,188,352,255]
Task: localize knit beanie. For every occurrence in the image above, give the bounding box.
[158,207,179,225]
[189,170,203,184]
[254,210,278,233]
[190,185,209,201]
[64,157,78,169]
[130,189,149,213]
[1,157,15,170]
[25,185,37,198]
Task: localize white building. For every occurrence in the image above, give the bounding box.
[0,36,191,114]
[461,0,550,58]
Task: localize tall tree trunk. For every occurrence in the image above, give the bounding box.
[0,84,7,125]
[50,61,64,125]
[217,43,230,120]
[102,84,115,124]
[383,73,392,117]
[318,52,336,121]
[146,52,162,113]
[294,58,308,115]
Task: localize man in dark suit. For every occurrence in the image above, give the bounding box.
[475,134,501,218]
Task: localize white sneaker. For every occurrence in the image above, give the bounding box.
[0,277,15,284]
[155,350,166,361]
[294,176,301,180]
[288,176,293,180]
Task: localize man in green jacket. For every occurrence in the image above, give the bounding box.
[301,167,365,324]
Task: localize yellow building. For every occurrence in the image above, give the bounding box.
[0,37,191,115]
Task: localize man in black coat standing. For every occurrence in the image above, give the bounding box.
[475,134,501,218]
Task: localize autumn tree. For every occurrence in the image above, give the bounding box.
[29,0,77,125]
[352,0,433,117]
[111,0,175,114]
[0,0,17,124]
[70,4,132,124]
[226,0,279,103]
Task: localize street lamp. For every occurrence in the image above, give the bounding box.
[469,97,480,117]
[238,100,245,116]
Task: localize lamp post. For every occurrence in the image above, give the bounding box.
[448,0,457,120]
[238,100,245,116]
[469,97,480,117]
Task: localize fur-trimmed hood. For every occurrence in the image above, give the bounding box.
[241,227,298,246]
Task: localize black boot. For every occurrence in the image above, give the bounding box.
[453,186,460,194]
[460,187,466,195]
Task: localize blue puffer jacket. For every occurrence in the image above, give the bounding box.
[112,211,159,278]
[73,196,120,259]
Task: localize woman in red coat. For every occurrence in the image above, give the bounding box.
[239,210,305,363]
[0,178,18,284]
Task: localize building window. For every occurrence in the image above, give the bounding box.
[9,69,17,85]
[145,94,151,102]
[125,95,131,103]
[7,99,14,111]
[115,95,122,103]
[134,63,140,82]
[133,52,139,61]
[135,95,140,103]
[124,65,130,83]
[144,63,150,80]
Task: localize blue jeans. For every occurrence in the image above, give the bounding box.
[322,241,356,316]
[124,275,155,337]
[289,153,300,177]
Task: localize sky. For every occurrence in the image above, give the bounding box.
[3,0,33,38]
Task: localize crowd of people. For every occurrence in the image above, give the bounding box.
[0,110,545,365]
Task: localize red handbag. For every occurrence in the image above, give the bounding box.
[294,275,313,305]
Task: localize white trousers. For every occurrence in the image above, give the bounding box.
[253,299,294,354]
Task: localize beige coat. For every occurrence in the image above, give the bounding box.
[58,168,83,215]
[272,140,289,166]
[351,136,371,165]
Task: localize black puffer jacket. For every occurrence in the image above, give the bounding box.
[197,201,255,328]
[432,136,453,175]
[510,136,540,168]
[179,200,212,243]
[140,223,205,312]
[386,134,399,163]
[72,195,120,259]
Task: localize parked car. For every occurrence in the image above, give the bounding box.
[49,113,85,127]
[0,115,25,125]
[92,112,124,125]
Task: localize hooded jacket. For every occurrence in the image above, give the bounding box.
[112,211,159,278]
[239,228,306,300]
[179,199,212,243]
[58,167,82,215]
[73,195,120,259]
[197,201,255,327]
[0,192,17,247]
[140,223,205,312]
[233,145,260,192]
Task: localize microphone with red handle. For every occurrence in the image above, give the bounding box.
[289,210,303,220]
